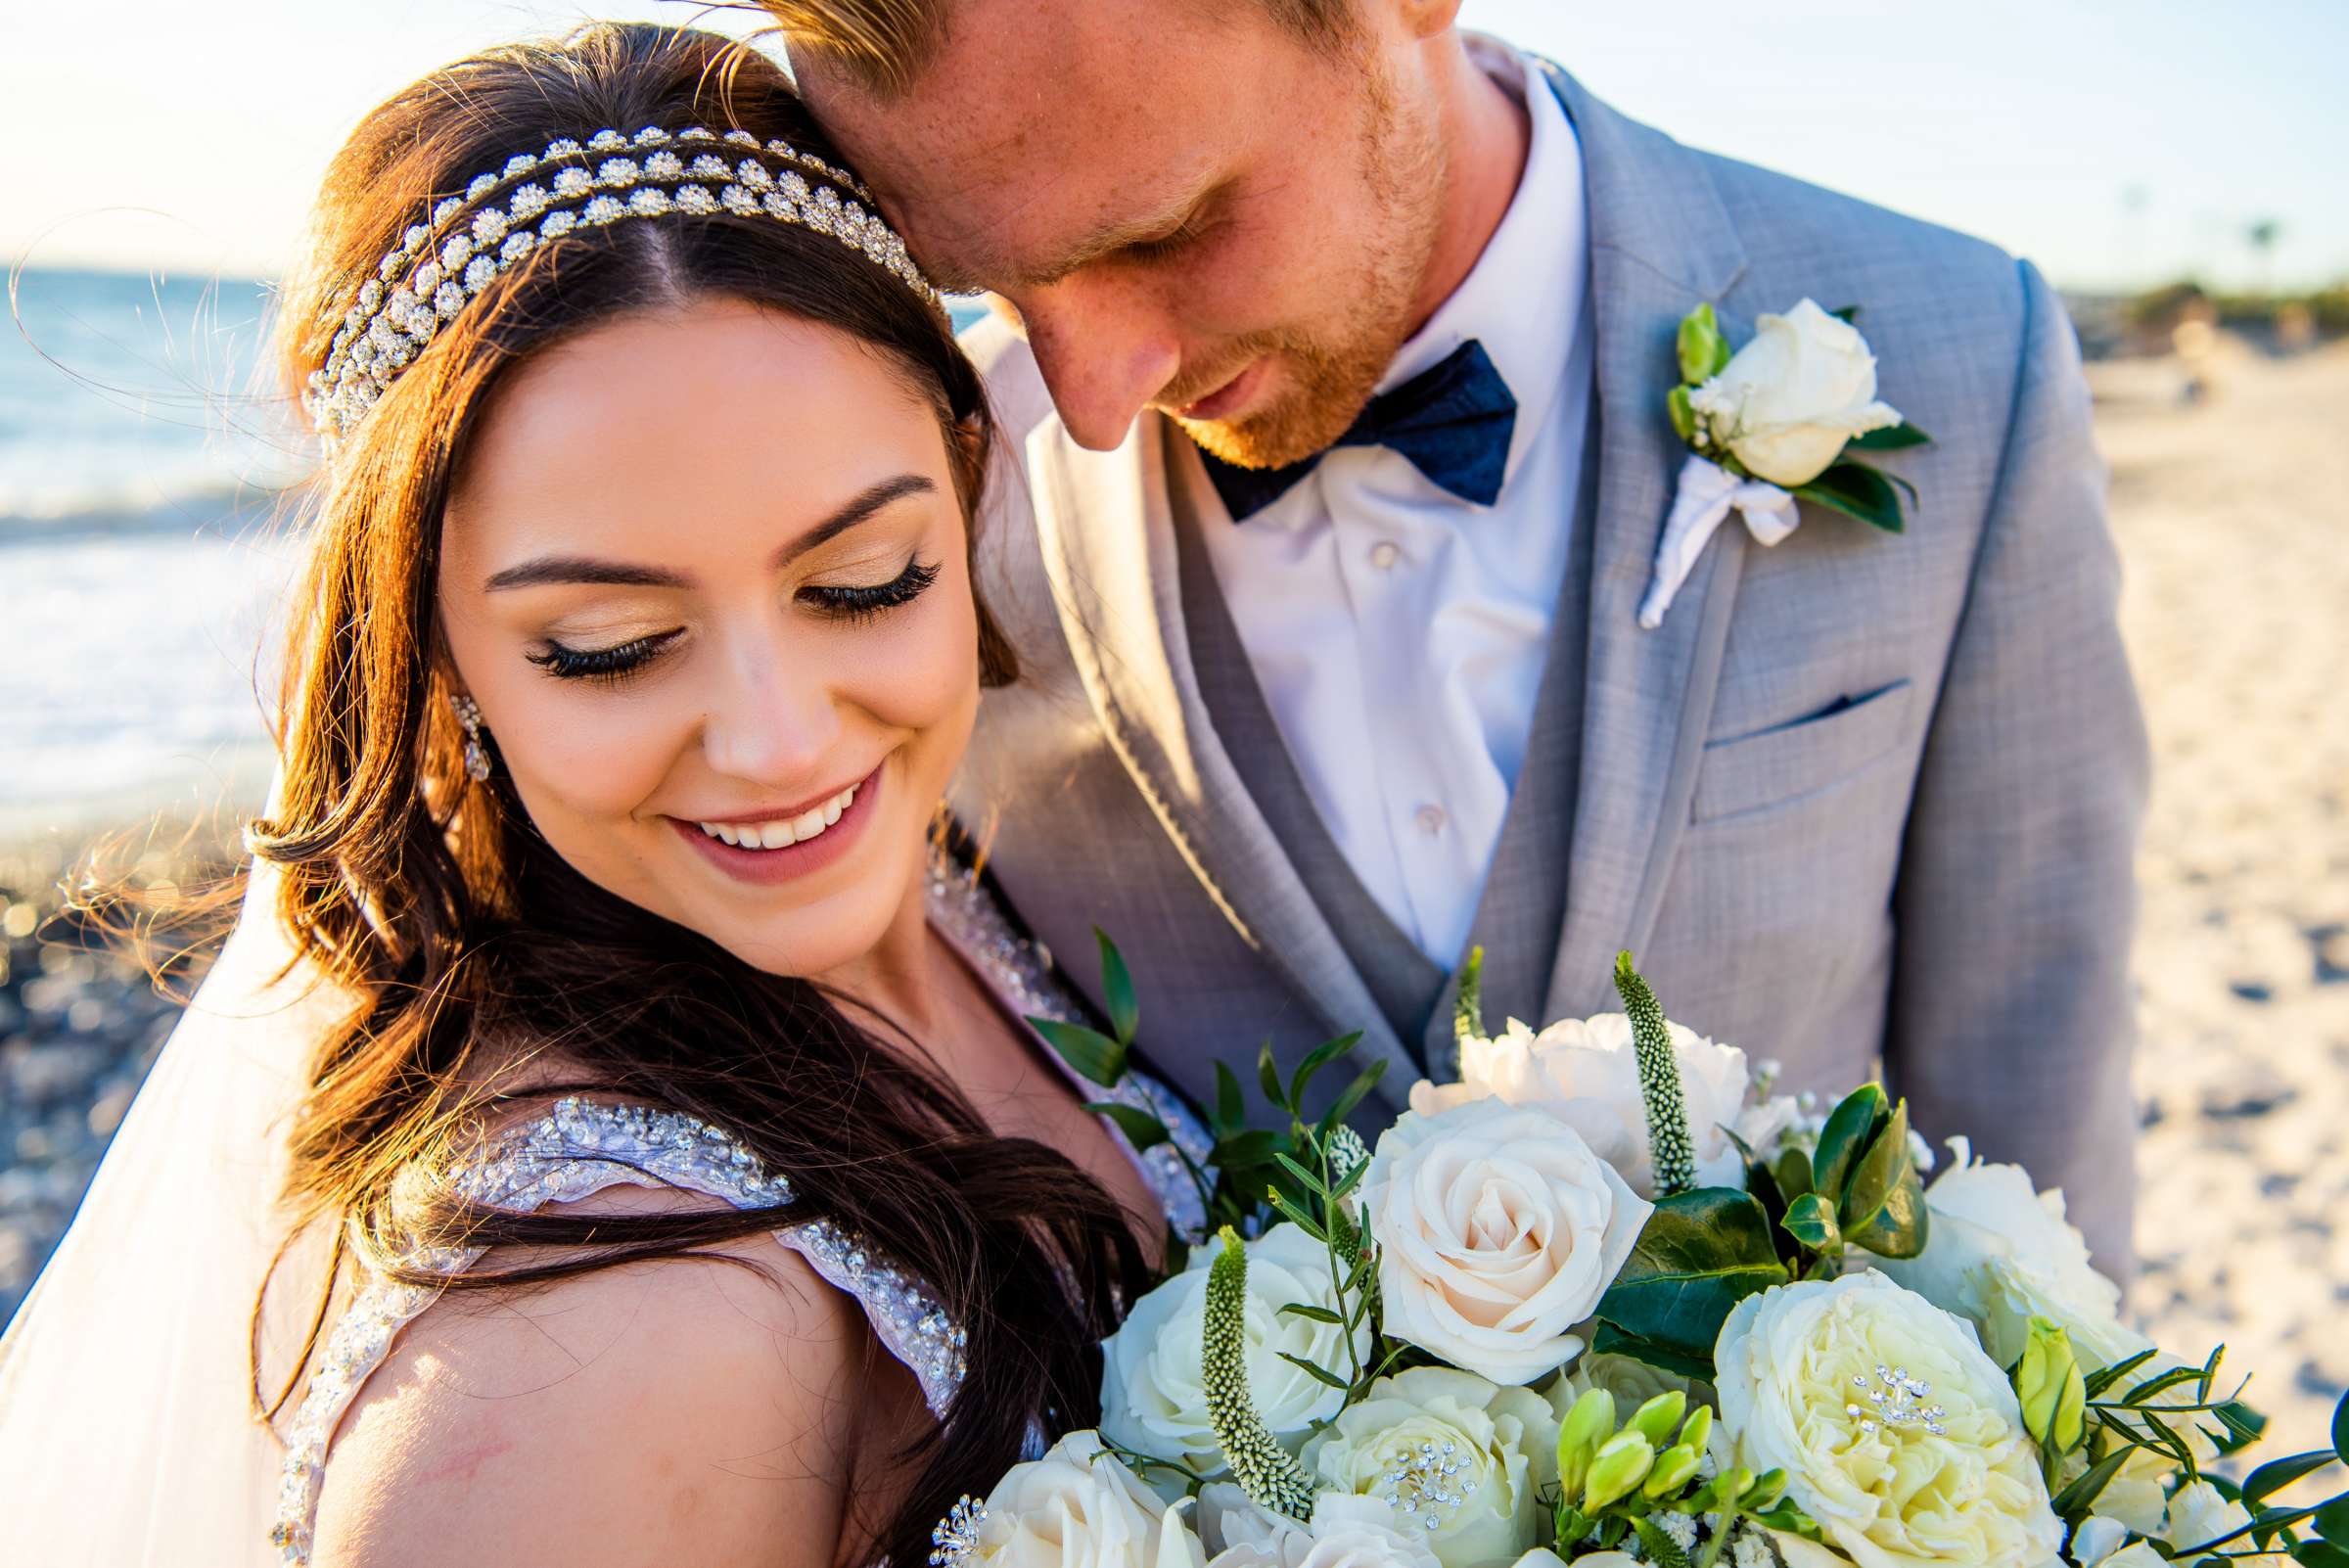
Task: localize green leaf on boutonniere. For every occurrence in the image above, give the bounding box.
[1595,1187,1790,1361]
[1829,304,1862,323]
[1794,460,1908,534]
[1031,1016,1127,1086]
[1848,421,1933,451]
[1666,384,1699,444]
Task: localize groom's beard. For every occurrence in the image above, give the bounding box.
[1168,61,1447,473]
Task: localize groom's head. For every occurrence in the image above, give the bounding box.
[763,0,1469,464]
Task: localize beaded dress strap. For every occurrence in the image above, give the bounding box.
[266,1097,967,1567]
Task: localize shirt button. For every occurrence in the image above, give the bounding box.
[1369,541,1403,571]
[1414,804,1448,837]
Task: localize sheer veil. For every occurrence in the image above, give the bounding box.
[0,853,350,1563]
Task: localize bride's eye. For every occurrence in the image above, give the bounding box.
[800,557,942,623]
[527,628,681,683]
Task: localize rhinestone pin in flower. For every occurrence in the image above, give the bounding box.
[1379,1438,1479,1530]
[929,1496,988,1568]
[1845,1363,1949,1438]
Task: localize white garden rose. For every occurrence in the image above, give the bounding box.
[1410,1013,1796,1198]
[1197,1489,1441,1568]
[1713,1271,2064,1568]
[1874,1137,2148,1371]
[1687,299,1904,486]
[1102,1223,1370,1471]
[2162,1479,2284,1563]
[1364,1098,1651,1384]
[1299,1366,1562,1568]
[971,1431,1208,1568]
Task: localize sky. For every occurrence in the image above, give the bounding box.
[2,0,2341,291]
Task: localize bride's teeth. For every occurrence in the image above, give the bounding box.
[792,806,826,839]
[760,819,798,850]
[823,798,843,826]
[697,780,863,852]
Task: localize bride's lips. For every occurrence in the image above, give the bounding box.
[1176,357,1268,423]
[669,762,883,886]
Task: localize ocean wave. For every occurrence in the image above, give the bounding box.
[0,479,307,544]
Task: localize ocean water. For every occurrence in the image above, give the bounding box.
[0,267,990,835]
[0,268,304,834]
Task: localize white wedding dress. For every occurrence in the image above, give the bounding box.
[0,851,1208,1566]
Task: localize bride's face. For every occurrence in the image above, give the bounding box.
[437,297,979,977]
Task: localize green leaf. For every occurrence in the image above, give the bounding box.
[2050,1447,2134,1516]
[1215,1062,1246,1135]
[1633,1519,1694,1568]
[1278,1302,1347,1325]
[1259,1040,1287,1110]
[1267,1188,1329,1243]
[1794,461,1908,534]
[1811,1084,1888,1208]
[1276,1351,1352,1391]
[1840,1097,1929,1259]
[1829,304,1862,323]
[2314,1495,2349,1543]
[1847,422,1932,451]
[1085,1101,1172,1153]
[1215,1129,1280,1170]
[2247,1452,2342,1509]
[2125,1364,2214,1406]
[1031,1016,1128,1087]
[1094,928,1139,1046]
[1273,1151,1331,1199]
[1781,1191,1841,1253]
[1317,1058,1390,1138]
[2335,1385,2349,1462]
[1594,1188,1790,1361]
[2217,1399,2270,1452]
[2083,1349,2161,1401]
[1291,1033,1365,1112]
[1773,1146,1816,1203]
[1589,1322,1718,1382]
[2293,1540,2349,1568]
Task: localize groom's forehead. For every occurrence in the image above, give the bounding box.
[794,1,1287,285]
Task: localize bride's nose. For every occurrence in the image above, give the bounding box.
[697,637,844,788]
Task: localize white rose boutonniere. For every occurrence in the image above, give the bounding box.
[1640,299,1931,627]
[1362,1098,1652,1385]
[1103,1222,1372,1472]
[1713,1270,2064,1568]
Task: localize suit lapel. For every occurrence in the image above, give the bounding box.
[1534,63,1757,1021]
[1024,416,1421,1102]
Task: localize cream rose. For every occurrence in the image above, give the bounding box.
[2161,1480,2284,1563]
[1299,1366,1562,1568]
[1714,1271,2064,1568]
[1197,1489,1442,1568]
[1363,1098,1652,1385]
[1687,299,1904,486]
[1875,1138,2148,1371]
[971,1431,1208,1568]
[1102,1223,1370,1471]
[1410,1014,1796,1198]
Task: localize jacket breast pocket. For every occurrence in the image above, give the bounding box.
[1691,678,1916,825]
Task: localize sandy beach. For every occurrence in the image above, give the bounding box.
[3,335,2344,1450]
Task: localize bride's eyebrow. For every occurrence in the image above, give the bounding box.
[482,473,937,592]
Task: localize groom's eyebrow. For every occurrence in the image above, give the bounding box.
[482,474,936,591]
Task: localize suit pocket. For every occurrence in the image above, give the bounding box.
[1691,678,1915,824]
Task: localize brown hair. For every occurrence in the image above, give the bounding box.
[752,0,1359,97]
[256,22,1141,1565]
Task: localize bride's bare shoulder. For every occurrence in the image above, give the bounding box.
[311,1187,872,1567]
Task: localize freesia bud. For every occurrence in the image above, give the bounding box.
[1667,385,1698,443]
[1678,302,1730,385]
[1641,1443,1702,1499]
[1745,1468,1787,1512]
[1556,1387,1616,1499]
[1626,1391,1686,1449]
[1583,1431,1654,1512]
[1676,1405,1712,1460]
[2014,1316,2087,1455]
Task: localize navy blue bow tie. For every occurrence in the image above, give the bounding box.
[1200,339,1518,522]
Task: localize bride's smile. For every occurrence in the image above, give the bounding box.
[437,299,980,978]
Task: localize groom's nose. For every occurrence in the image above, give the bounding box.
[1017,282,1182,452]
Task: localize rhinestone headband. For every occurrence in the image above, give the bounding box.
[304,125,939,440]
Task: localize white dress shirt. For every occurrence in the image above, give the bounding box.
[1197,38,1593,966]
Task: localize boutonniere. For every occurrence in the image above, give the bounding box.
[1639,299,1931,627]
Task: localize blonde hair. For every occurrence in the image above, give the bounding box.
[753,0,1358,96]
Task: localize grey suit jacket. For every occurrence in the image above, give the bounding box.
[949,63,2148,1270]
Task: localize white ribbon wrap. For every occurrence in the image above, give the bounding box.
[1638,453,1802,628]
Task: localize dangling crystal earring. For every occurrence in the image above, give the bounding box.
[451,694,492,783]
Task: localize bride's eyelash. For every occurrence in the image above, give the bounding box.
[801,558,942,623]
[527,628,681,683]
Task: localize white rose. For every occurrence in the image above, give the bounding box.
[2066,1514,2131,1567]
[972,1431,1208,1568]
[1687,299,1904,486]
[1198,1489,1441,1568]
[1410,1014,1796,1198]
[1102,1223,1370,1471]
[1874,1137,2149,1370]
[1299,1366,1562,1568]
[2097,1547,2168,1568]
[1364,1098,1652,1385]
[1714,1271,2064,1568]
[2163,1479,2284,1563]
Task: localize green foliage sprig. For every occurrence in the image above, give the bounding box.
[1550,1386,1816,1567]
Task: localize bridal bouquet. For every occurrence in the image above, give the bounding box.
[941,947,2349,1568]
